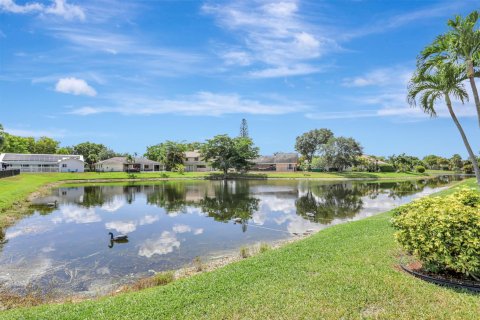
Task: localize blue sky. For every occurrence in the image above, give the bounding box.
[1,0,479,158]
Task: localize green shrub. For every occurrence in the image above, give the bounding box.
[463,164,474,174]
[415,165,426,173]
[378,164,395,172]
[392,189,480,279]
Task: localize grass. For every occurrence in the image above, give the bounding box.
[2,179,478,319]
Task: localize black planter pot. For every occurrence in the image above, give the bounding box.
[401,265,480,293]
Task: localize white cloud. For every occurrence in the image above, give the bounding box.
[203,0,336,77]
[139,215,159,225]
[0,0,85,20]
[0,0,42,13]
[138,231,180,258]
[55,77,97,96]
[193,228,203,235]
[4,127,66,138]
[101,197,125,212]
[105,220,136,234]
[44,0,85,21]
[69,91,306,116]
[56,206,101,224]
[342,67,412,88]
[249,64,320,78]
[172,224,191,234]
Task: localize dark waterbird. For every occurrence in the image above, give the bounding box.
[108,232,128,248]
[109,232,128,241]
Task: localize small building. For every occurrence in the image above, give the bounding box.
[0,153,85,173]
[95,157,164,172]
[252,153,298,172]
[184,150,213,172]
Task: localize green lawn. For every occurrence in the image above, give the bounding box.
[2,179,478,319]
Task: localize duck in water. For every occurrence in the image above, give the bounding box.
[108,232,128,248]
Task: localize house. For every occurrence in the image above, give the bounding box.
[95,157,164,172]
[252,153,298,172]
[184,150,213,172]
[0,153,85,173]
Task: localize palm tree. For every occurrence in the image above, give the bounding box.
[419,11,480,127]
[407,63,480,185]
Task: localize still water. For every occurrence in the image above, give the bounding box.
[0,176,465,296]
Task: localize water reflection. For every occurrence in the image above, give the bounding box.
[0,175,466,296]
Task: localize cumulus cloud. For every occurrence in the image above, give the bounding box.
[138,231,180,258]
[172,224,191,234]
[0,0,85,20]
[55,77,97,96]
[54,206,101,224]
[139,215,160,225]
[105,215,160,234]
[101,197,125,213]
[105,220,137,234]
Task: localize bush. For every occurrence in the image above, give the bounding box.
[463,164,474,174]
[392,189,480,279]
[378,164,395,172]
[415,165,426,173]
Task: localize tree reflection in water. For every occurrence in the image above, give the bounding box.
[295,183,364,224]
[199,181,259,232]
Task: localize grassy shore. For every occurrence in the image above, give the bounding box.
[2,179,478,319]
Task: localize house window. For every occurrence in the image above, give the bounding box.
[194,157,199,161]
[144,165,149,169]
[197,165,206,169]
[62,164,67,168]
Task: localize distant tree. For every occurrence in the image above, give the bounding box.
[0,124,4,150]
[408,62,480,184]
[295,128,333,163]
[73,142,112,170]
[56,146,74,155]
[0,133,35,153]
[450,154,463,171]
[322,137,363,171]
[239,118,249,138]
[144,141,187,171]
[423,154,443,169]
[185,142,203,151]
[201,135,259,179]
[125,154,135,173]
[389,154,422,172]
[32,136,59,154]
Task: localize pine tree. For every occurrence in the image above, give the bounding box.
[239,119,249,138]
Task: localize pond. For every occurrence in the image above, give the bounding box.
[0,175,466,297]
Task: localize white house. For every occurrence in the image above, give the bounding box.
[184,150,213,172]
[0,153,85,173]
[95,157,164,172]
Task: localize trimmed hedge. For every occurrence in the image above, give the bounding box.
[378,164,395,172]
[415,165,426,173]
[392,189,480,279]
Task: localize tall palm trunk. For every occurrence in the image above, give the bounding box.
[466,59,480,127]
[445,94,480,185]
